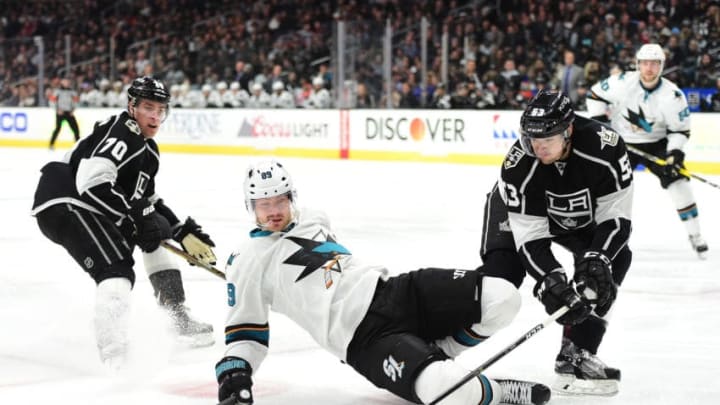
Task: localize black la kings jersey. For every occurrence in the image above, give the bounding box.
[499,115,633,281]
[32,111,161,225]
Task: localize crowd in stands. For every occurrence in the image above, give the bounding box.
[2,0,720,110]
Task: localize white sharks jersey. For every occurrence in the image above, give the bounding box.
[587,71,691,150]
[222,208,387,373]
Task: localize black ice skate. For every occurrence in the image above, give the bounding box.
[689,234,708,260]
[553,339,620,396]
[496,379,551,405]
[168,304,215,348]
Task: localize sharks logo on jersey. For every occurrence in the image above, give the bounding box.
[284,231,351,288]
[623,105,654,133]
[545,188,593,230]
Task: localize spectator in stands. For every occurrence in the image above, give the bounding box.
[554,49,584,105]
[355,82,376,108]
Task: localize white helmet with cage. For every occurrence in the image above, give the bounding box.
[243,160,297,217]
[635,43,666,73]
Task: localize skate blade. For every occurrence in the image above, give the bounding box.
[552,374,618,396]
[176,332,215,348]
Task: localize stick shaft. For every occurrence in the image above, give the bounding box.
[428,306,569,405]
[161,241,226,279]
[625,145,720,189]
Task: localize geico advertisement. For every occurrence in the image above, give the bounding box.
[159,109,339,148]
[351,110,523,155]
[0,108,55,139]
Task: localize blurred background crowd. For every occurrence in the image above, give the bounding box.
[2,0,720,111]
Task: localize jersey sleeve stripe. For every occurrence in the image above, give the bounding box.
[225,323,270,346]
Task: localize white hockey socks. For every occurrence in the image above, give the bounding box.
[435,277,520,358]
[414,359,501,405]
[94,277,132,369]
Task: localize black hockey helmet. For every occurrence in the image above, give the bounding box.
[520,89,574,138]
[128,76,171,106]
[519,89,574,156]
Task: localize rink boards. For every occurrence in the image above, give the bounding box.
[1,107,719,173]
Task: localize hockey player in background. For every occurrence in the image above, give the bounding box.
[479,89,633,396]
[31,76,217,369]
[215,160,552,405]
[586,43,708,258]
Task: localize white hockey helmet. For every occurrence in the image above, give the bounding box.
[272,81,284,91]
[312,76,324,87]
[216,81,228,90]
[243,160,297,214]
[636,43,665,72]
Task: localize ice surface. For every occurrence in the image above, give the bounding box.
[1,147,718,404]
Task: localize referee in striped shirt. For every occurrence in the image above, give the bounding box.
[48,78,80,150]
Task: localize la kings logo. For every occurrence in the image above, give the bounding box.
[597,126,619,150]
[504,146,525,170]
[545,189,593,230]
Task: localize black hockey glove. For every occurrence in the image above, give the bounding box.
[574,251,617,317]
[129,198,172,252]
[534,271,591,325]
[173,217,217,265]
[663,149,687,181]
[216,356,253,405]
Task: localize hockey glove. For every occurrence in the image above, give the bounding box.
[173,217,217,265]
[216,356,253,405]
[534,271,591,325]
[129,199,172,253]
[663,149,687,181]
[574,251,617,317]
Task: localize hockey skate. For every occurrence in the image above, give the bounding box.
[689,234,708,260]
[552,339,620,396]
[496,379,551,405]
[98,342,127,372]
[168,304,215,348]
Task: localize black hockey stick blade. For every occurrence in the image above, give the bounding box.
[161,241,226,279]
[428,306,569,405]
[625,145,720,190]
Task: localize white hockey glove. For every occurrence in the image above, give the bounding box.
[172,217,217,265]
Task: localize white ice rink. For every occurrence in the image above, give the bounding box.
[1,146,718,405]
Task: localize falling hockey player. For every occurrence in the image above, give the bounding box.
[214,160,558,405]
[479,89,633,396]
[31,76,217,368]
[587,43,708,259]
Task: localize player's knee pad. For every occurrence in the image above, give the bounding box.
[415,360,495,405]
[143,246,178,276]
[479,249,526,288]
[474,276,521,336]
[352,333,448,403]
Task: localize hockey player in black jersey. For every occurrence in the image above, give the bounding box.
[31,76,217,369]
[479,89,633,396]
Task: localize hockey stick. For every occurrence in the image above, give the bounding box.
[161,240,226,279]
[625,145,720,190]
[428,306,570,405]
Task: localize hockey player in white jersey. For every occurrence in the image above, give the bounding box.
[269,81,295,108]
[303,76,332,108]
[215,160,551,405]
[587,43,708,258]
